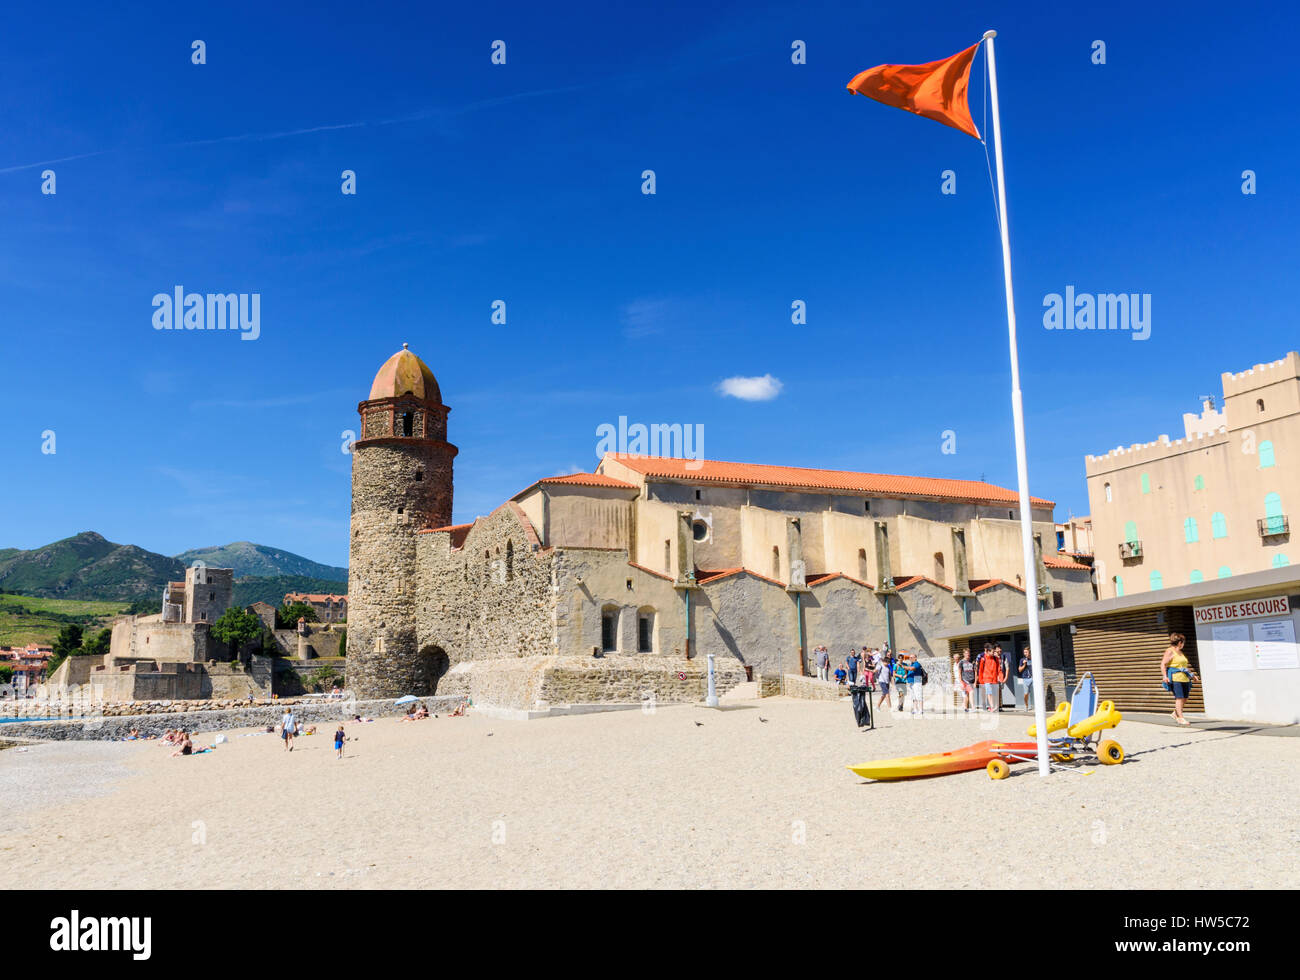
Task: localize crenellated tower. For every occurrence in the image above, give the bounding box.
[348,344,457,698]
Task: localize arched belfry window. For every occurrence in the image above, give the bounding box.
[400,411,414,437]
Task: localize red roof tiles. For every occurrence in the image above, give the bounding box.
[603,454,1053,508]
[512,471,639,499]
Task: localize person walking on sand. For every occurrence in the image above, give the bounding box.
[1161,632,1197,726]
[957,649,976,712]
[875,653,893,711]
[846,648,861,686]
[281,708,297,752]
[817,646,831,682]
[334,724,347,758]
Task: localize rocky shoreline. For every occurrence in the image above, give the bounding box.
[0,695,466,742]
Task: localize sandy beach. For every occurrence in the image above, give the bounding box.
[2,691,1296,889]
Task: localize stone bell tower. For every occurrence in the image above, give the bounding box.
[348,343,457,698]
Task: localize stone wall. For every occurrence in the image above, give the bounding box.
[265,627,343,660]
[534,655,745,707]
[782,674,850,700]
[416,503,556,670]
[107,617,214,665]
[437,654,745,712]
[274,658,346,696]
[0,696,465,742]
[42,660,267,703]
[756,673,783,698]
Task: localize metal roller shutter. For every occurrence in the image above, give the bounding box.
[1071,606,1204,713]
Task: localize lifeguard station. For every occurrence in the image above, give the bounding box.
[986,671,1125,779]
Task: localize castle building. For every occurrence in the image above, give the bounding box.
[1086,352,1300,600]
[347,346,1093,709]
[161,565,234,623]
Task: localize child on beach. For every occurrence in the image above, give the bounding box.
[334,725,346,758]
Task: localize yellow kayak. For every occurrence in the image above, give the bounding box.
[847,739,1040,781]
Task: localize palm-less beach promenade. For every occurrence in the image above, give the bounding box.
[3,690,1295,889]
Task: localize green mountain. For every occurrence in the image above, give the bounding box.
[0,533,348,604]
[173,541,347,582]
[0,532,185,601]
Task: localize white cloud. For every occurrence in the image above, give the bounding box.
[716,374,783,401]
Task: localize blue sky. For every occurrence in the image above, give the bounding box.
[2,0,1296,569]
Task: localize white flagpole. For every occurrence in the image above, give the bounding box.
[983,29,1050,776]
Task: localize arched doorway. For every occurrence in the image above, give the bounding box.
[415,644,451,694]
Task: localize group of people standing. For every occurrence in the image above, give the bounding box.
[952,643,1036,713]
[811,639,1048,717]
[809,645,929,715]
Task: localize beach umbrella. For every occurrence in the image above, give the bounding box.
[393,695,418,705]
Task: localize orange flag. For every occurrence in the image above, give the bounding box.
[847,42,981,139]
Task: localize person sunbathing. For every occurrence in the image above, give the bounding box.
[450,701,467,718]
[169,734,193,757]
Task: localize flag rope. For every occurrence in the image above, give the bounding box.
[979,40,1002,235]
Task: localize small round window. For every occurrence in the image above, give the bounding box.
[692,520,709,542]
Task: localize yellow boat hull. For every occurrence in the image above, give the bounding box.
[847,740,1040,781]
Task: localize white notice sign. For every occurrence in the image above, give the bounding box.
[1211,623,1253,671]
[1252,619,1300,670]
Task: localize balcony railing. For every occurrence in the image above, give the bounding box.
[1258,515,1289,537]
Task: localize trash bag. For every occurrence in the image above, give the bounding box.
[849,684,873,729]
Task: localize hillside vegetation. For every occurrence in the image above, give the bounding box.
[0,593,129,647]
[0,532,347,605]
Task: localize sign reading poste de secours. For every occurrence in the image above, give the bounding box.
[1193,596,1291,625]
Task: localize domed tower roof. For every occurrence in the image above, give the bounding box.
[368,343,442,403]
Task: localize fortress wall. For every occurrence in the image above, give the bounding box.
[416,503,556,668]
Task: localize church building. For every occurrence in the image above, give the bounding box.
[347,346,1092,711]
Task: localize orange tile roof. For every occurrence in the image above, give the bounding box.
[696,567,744,585]
[806,572,874,589]
[893,575,953,593]
[969,578,1026,595]
[603,454,1053,508]
[284,592,347,603]
[512,471,639,499]
[1044,554,1091,571]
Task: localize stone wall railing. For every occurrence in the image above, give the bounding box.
[756,673,783,698]
[0,695,464,742]
[781,674,851,701]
